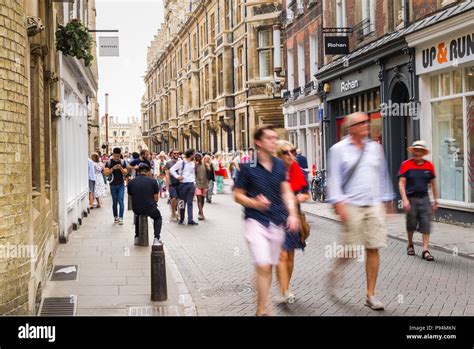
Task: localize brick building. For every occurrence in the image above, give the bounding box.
[315,0,472,224]
[282,0,324,172]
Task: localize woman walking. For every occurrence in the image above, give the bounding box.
[91,153,107,208]
[214,153,225,194]
[195,153,210,220]
[155,151,168,197]
[275,141,310,304]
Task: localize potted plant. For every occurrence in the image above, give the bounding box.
[56,19,94,67]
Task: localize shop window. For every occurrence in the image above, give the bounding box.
[453,69,462,94]
[467,96,474,203]
[299,111,306,125]
[308,108,315,124]
[336,117,346,141]
[440,72,451,96]
[432,98,464,202]
[430,75,439,98]
[369,112,382,144]
[467,67,474,91]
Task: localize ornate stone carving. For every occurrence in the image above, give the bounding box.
[30,44,46,59]
[26,16,44,37]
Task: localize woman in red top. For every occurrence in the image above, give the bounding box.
[276,140,310,304]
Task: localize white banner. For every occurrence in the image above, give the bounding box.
[99,37,119,57]
[415,29,474,74]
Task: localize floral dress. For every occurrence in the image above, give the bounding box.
[94,162,107,198]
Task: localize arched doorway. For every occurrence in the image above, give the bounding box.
[388,81,410,200]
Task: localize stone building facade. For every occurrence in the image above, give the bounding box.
[0,0,98,315]
[101,116,147,154]
[142,0,286,153]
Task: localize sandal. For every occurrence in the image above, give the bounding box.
[422,250,434,261]
[407,245,415,255]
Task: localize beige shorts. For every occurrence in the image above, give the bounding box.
[342,204,388,249]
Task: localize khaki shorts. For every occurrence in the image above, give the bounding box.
[342,204,388,249]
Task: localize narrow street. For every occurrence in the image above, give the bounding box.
[44,190,474,316]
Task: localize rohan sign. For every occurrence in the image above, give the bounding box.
[341,80,359,92]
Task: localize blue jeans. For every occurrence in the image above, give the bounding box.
[178,182,195,223]
[110,184,125,219]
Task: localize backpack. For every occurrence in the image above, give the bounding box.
[106,159,126,183]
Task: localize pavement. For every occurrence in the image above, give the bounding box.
[301,201,474,259]
[43,181,474,316]
[42,193,196,316]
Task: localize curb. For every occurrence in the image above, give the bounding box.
[303,210,474,260]
[164,245,197,316]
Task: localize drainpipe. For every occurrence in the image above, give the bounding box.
[244,0,250,148]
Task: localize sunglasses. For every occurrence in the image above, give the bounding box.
[281,149,296,156]
[350,120,369,127]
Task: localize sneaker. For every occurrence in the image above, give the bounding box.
[365,295,385,311]
[114,217,119,223]
[197,214,205,220]
[153,238,163,245]
[178,221,184,225]
[188,221,199,226]
[118,218,124,225]
[134,237,139,245]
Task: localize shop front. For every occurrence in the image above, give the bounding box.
[407,14,474,225]
[317,34,420,197]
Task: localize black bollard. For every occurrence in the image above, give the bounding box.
[151,242,167,301]
[128,194,133,211]
[137,215,149,246]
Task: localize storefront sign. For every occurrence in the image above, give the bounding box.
[99,37,119,57]
[341,80,359,92]
[325,36,349,55]
[416,30,474,74]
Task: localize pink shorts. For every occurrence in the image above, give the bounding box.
[195,187,208,196]
[244,218,285,266]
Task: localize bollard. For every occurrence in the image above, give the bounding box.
[128,194,133,211]
[151,242,167,301]
[136,214,149,246]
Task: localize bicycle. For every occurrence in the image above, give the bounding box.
[310,169,327,202]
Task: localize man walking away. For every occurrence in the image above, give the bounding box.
[127,164,162,245]
[327,112,394,311]
[104,148,128,225]
[165,149,180,221]
[295,149,309,183]
[170,149,198,226]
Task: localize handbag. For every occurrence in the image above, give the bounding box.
[298,211,311,243]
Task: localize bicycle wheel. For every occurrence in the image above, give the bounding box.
[311,181,318,201]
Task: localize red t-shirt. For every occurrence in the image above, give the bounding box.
[398,159,436,196]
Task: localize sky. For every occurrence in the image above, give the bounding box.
[95,0,164,123]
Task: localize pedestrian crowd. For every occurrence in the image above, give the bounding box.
[86,111,439,316]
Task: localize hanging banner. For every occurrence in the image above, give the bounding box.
[99,37,119,57]
[325,36,349,55]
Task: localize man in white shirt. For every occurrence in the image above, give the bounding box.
[170,148,198,225]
